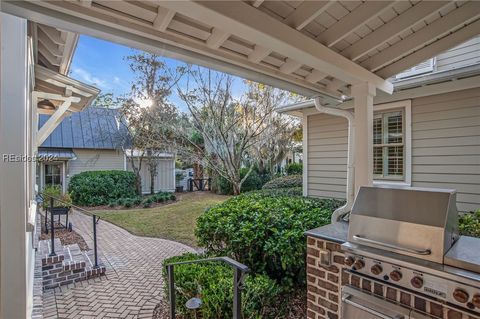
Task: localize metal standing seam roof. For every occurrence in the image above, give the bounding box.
[39,107,128,150]
[37,148,76,160]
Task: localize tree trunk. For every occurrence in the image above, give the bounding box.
[150,168,155,195]
[135,172,142,195]
[232,182,241,196]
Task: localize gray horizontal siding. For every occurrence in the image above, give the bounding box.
[306,88,480,212]
[307,114,347,199]
[67,149,125,185]
[411,88,480,212]
[436,36,480,72]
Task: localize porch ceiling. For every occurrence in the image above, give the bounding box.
[29,22,78,75]
[3,1,480,105]
[35,65,100,113]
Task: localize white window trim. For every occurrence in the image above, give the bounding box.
[372,100,411,187]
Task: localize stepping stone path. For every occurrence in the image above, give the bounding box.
[42,210,195,319]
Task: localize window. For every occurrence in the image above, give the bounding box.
[373,109,405,181]
[44,163,62,187]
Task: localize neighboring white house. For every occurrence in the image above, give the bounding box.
[39,107,176,194]
[279,37,480,212]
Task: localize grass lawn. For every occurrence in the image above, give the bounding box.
[94,192,229,247]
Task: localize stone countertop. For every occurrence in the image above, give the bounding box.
[305,221,349,244]
[445,235,480,274]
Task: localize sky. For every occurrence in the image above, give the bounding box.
[69,35,246,112]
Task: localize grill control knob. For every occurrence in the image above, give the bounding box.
[453,289,470,304]
[371,264,383,275]
[390,270,402,282]
[344,256,355,266]
[353,259,365,270]
[472,294,480,308]
[411,276,423,289]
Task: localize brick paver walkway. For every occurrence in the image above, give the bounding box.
[43,210,195,319]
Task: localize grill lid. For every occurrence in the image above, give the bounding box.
[348,186,459,264]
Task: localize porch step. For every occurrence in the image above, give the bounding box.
[39,239,106,290]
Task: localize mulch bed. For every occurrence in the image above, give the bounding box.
[78,196,182,211]
[152,289,307,319]
[40,215,90,251]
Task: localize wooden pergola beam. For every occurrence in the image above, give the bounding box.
[160,1,393,93]
[363,2,480,72]
[153,6,175,32]
[377,19,480,78]
[342,1,450,61]
[318,1,395,48]
[283,1,333,31]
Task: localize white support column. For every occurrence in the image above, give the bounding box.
[0,13,29,319]
[351,82,376,194]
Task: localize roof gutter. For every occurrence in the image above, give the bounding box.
[294,98,355,223]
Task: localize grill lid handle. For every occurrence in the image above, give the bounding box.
[353,235,431,256]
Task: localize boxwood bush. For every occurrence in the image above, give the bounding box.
[285,163,303,175]
[195,192,343,287]
[162,253,282,319]
[262,174,302,190]
[459,209,480,238]
[68,170,136,206]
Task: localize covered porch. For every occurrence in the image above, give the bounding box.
[0,1,479,318]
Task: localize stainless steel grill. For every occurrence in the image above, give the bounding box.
[348,186,459,264]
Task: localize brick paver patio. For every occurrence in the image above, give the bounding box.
[42,210,195,319]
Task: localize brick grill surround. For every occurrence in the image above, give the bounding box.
[306,236,480,319]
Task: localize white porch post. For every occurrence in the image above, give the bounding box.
[0,13,29,319]
[351,82,376,194]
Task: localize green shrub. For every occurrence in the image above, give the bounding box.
[216,168,268,194]
[143,197,153,208]
[108,200,116,208]
[123,199,133,208]
[170,193,176,201]
[459,210,480,238]
[240,168,263,192]
[285,163,303,175]
[68,170,136,206]
[196,193,343,287]
[41,185,72,209]
[256,187,303,196]
[162,253,282,319]
[262,174,302,190]
[133,197,142,206]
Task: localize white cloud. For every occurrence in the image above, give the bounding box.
[71,67,108,88]
[113,76,121,84]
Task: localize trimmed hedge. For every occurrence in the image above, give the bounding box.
[262,174,302,190]
[285,163,303,175]
[459,209,480,238]
[68,170,136,206]
[195,192,343,287]
[162,253,281,319]
[256,187,303,196]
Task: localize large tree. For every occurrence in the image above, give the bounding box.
[117,52,185,194]
[176,68,297,195]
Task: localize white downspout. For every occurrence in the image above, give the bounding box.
[313,98,355,223]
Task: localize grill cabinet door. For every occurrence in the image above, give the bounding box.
[342,286,410,319]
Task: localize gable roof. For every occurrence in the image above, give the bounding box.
[39,107,127,150]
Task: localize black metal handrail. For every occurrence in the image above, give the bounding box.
[39,193,100,268]
[165,256,249,319]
